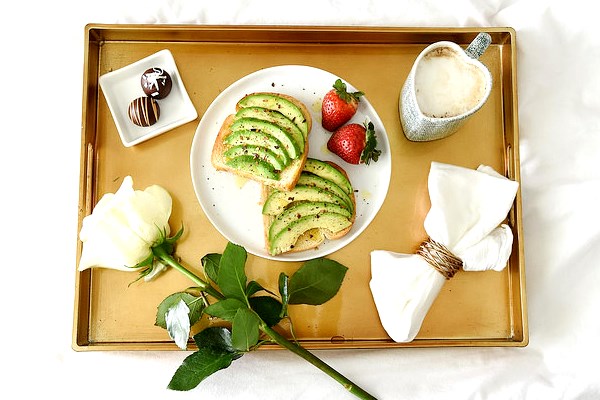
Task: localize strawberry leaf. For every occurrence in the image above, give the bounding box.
[332,78,364,103]
[361,121,381,165]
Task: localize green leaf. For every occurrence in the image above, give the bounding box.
[288,258,348,305]
[231,308,260,352]
[201,253,221,284]
[217,242,248,302]
[246,280,276,297]
[278,272,290,318]
[245,280,264,297]
[204,298,247,321]
[168,348,237,391]
[249,296,283,327]
[168,327,244,391]
[165,299,191,350]
[193,326,241,355]
[156,292,204,329]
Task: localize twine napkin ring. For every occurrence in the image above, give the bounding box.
[417,238,463,279]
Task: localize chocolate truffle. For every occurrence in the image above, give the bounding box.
[127,96,160,127]
[140,67,172,99]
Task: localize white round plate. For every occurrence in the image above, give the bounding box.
[190,65,391,261]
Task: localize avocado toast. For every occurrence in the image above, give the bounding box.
[261,158,356,256]
[211,92,312,191]
[211,92,356,257]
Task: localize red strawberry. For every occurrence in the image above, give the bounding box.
[327,121,381,165]
[321,79,364,132]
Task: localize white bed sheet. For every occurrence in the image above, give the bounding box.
[1,0,598,398]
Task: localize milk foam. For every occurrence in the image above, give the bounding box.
[415,47,486,118]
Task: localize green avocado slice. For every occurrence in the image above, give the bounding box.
[296,172,354,212]
[234,107,306,151]
[269,212,352,256]
[224,129,290,166]
[225,155,279,181]
[230,117,301,160]
[262,185,351,216]
[303,158,353,196]
[268,201,352,243]
[223,145,285,171]
[237,93,309,138]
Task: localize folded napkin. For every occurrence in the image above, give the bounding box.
[370,162,519,342]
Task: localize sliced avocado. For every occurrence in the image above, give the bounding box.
[291,228,325,252]
[262,185,350,216]
[268,201,352,242]
[297,172,354,212]
[234,107,305,152]
[303,158,353,196]
[225,155,279,181]
[230,117,301,160]
[223,145,285,171]
[237,93,309,138]
[224,129,290,166]
[269,213,352,255]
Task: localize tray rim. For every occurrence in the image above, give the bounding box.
[72,24,527,352]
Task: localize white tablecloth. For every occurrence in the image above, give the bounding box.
[2,0,599,398]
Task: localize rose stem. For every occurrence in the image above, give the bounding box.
[260,322,377,400]
[152,247,224,300]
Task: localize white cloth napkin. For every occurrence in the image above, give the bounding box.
[370,162,519,342]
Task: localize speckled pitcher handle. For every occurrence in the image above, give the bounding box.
[465,32,492,59]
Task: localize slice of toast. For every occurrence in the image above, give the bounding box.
[261,160,356,256]
[211,92,311,191]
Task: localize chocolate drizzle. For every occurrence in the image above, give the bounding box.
[127,97,160,127]
[141,67,172,99]
[125,66,173,128]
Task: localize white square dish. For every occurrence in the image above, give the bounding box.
[99,49,198,147]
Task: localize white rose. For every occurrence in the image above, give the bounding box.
[78,176,172,272]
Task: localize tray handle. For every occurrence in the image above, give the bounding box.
[506,143,517,228]
[84,143,94,216]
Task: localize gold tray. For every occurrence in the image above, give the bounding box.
[73,25,527,351]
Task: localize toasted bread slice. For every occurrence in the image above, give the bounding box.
[261,160,356,256]
[211,93,311,191]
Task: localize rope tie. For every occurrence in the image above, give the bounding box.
[417,238,463,280]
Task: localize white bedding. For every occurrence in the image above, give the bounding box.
[2,0,598,398]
